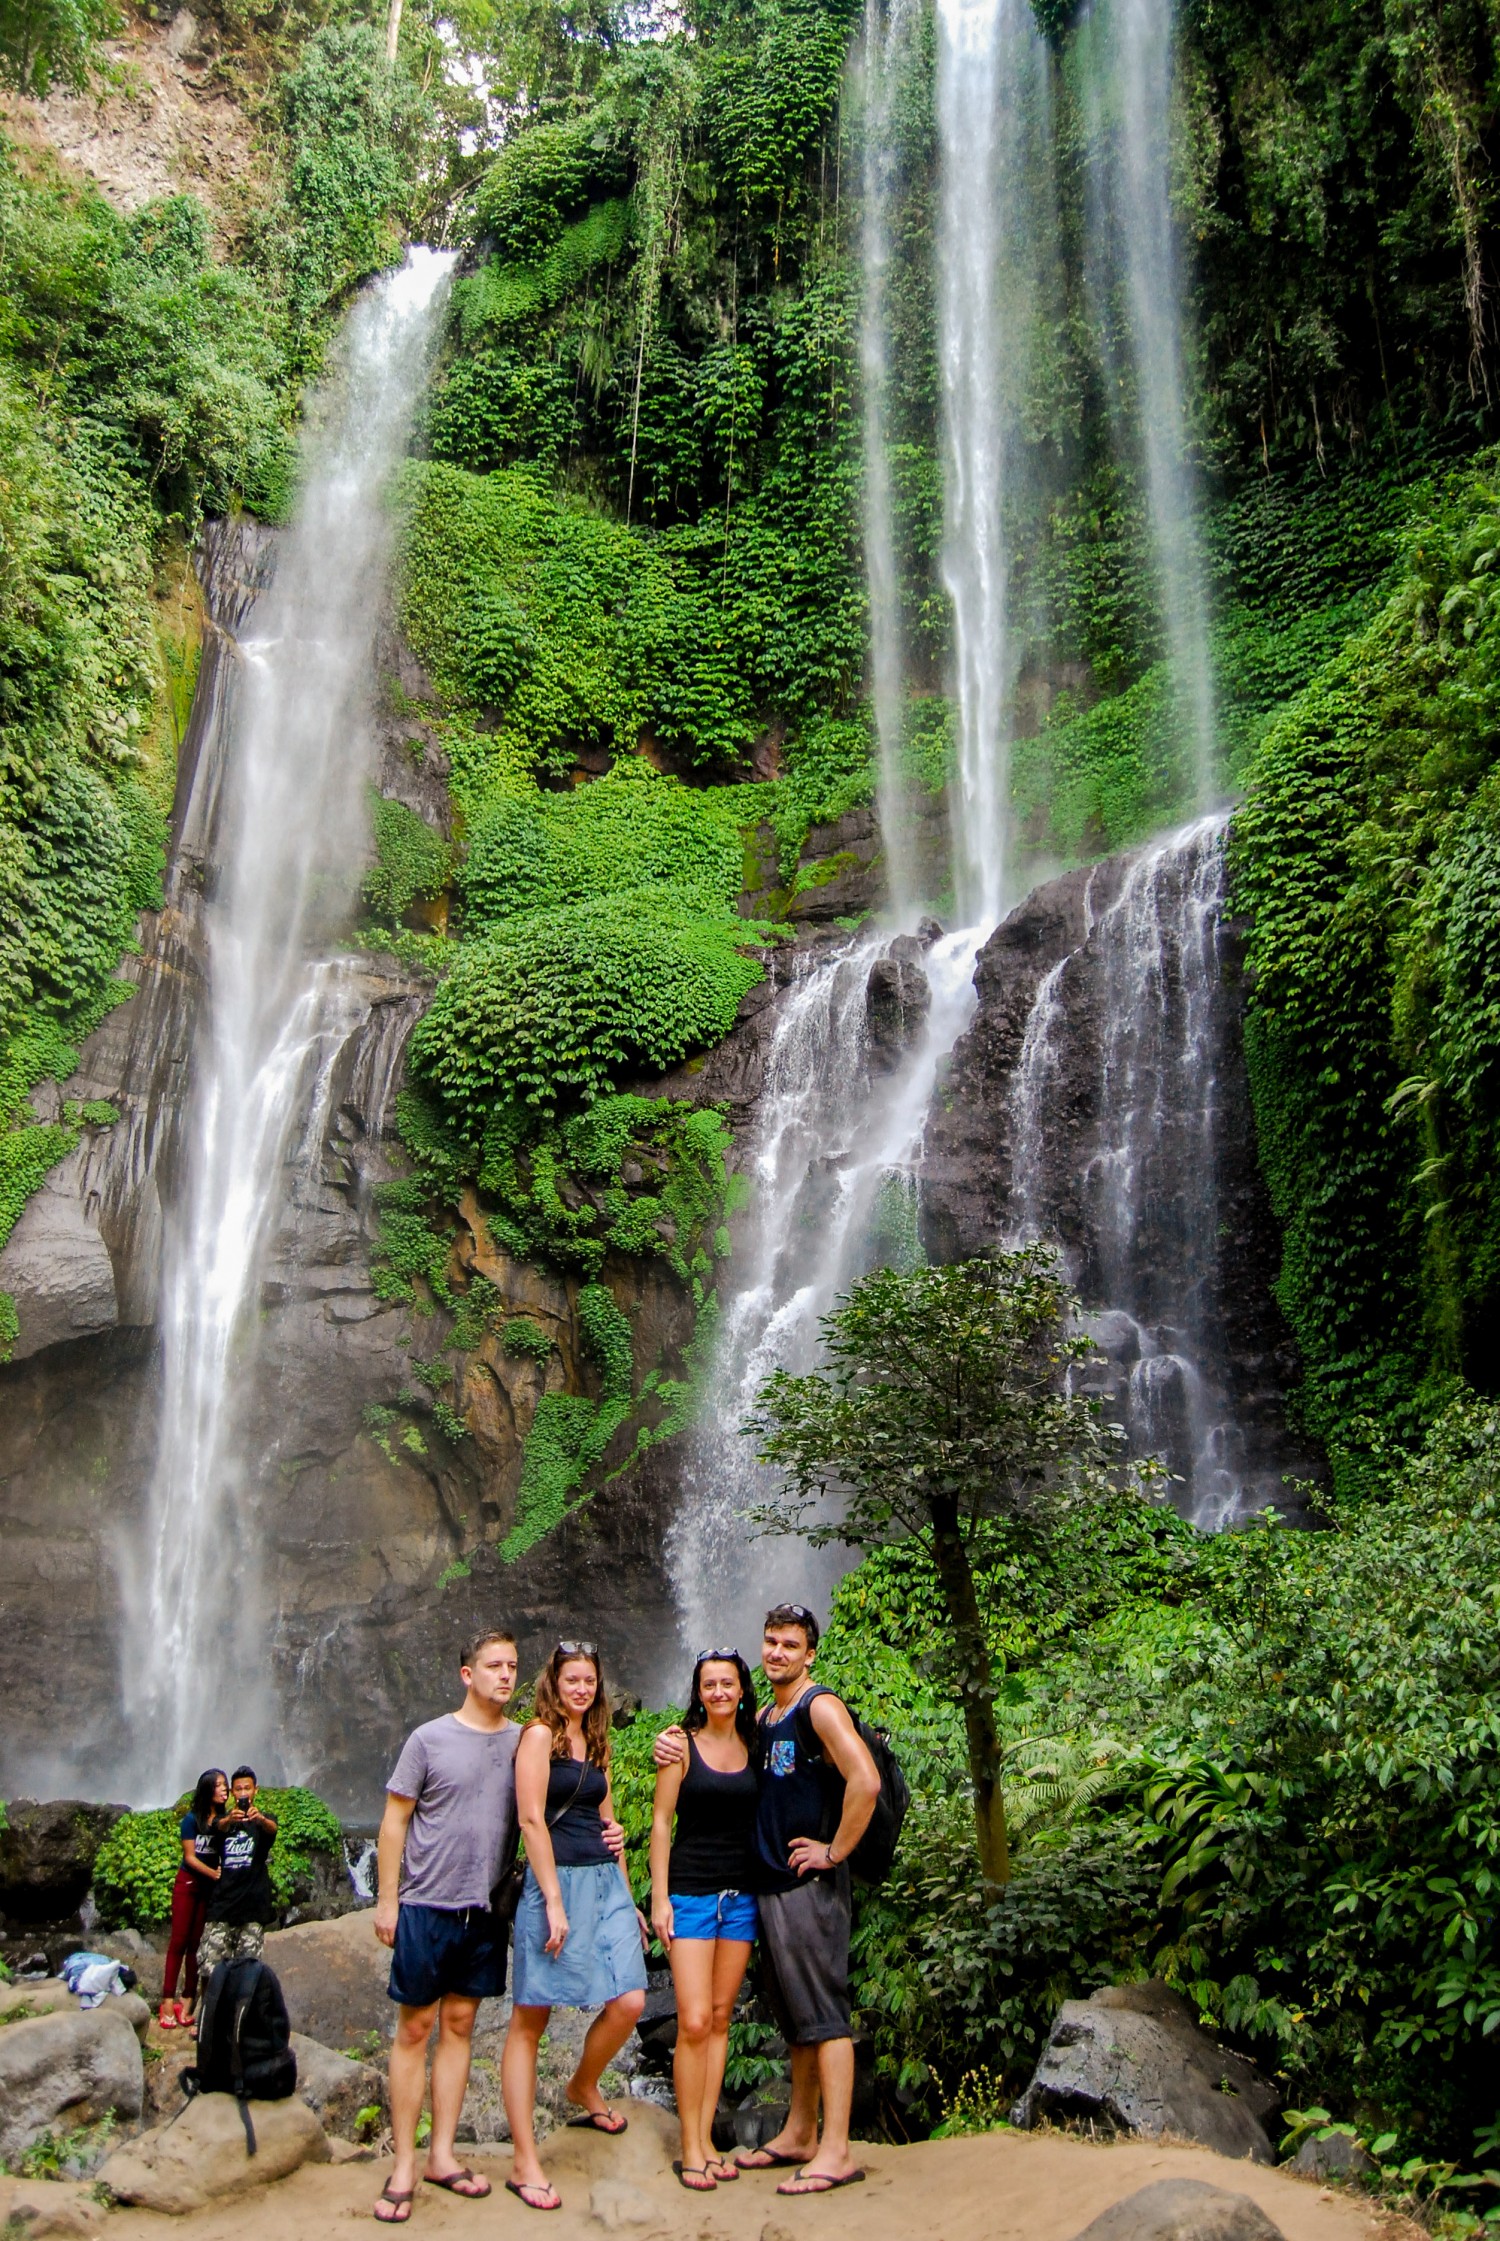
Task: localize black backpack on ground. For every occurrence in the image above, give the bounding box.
[182,1956,297,2153]
[792,1686,910,1885]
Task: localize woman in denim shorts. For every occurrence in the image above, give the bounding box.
[649,1649,762,2193]
[502,1644,649,2213]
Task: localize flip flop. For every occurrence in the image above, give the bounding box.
[776,2170,868,2196]
[565,2109,628,2135]
[156,2003,179,2031]
[423,2171,492,2198]
[708,2160,741,2183]
[505,2182,561,2213]
[673,2164,717,2192]
[374,2187,414,2223]
[734,2148,805,2169]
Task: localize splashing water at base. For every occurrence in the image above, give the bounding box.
[119,250,454,1801]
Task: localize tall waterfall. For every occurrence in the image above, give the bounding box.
[935,0,1049,924]
[1082,0,1216,804]
[121,250,453,1798]
[859,0,916,916]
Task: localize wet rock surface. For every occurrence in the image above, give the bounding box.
[1011,1982,1279,2163]
[0,1802,126,1922]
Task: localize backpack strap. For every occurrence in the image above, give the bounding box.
[790,1684,835,1763]
[227,1962,262,2156]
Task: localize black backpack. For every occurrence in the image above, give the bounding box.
[792,1688,910,1885]
[182,1957,297,2152]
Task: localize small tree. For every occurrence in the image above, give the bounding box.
[751,1247,1119,1885]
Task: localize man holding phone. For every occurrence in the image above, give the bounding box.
[197,1765,278,1973]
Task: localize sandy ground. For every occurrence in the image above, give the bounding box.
[94,2102,1408,2241]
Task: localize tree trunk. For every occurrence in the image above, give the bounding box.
[930,1499,1011,1884]
[385,0,403,67]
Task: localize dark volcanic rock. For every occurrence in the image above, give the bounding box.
[1069,2181,1286,2241]
[0,1801,126,1922]
[1011,1982,1279,2162]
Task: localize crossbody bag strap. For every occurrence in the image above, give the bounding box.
[545,1756,590,1830]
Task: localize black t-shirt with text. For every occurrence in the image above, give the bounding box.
[206,1815,276,1924]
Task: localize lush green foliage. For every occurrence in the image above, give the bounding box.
[1232,457,1500,1465]
[91,1786,344,1929]
[0,0,113,95]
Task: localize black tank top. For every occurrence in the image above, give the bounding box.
[754,1686,838,1894]
[545,1755,612,1868]
[667,1734,759,1896]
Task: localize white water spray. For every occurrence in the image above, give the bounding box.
[859,0,917,915]
[1083,0,1216,804]
[121,250,454,1799]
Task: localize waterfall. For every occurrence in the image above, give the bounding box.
[120,250,454,1800]
[1082,0,1216,804]
[859,0,916,916]
[1003,815,1273,1525]
[935,0,1049,924]
[669,929,980,1658]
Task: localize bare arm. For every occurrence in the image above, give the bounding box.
[648,1761,684,1948]
[788,1695,879,1877]
[374,1791,417,1948]
[516,1725,570,1954]
[181,1835,219,1882]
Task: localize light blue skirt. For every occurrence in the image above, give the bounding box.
[512,1863,648,2010]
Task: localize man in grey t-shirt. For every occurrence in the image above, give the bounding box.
[373,1631,521,2222]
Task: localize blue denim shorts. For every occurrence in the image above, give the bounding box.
[388,1902,506,2008]
[670,1889,759,1942]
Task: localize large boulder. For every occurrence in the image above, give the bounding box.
[265,1907,392,2053]
[0,1801,126,1922]
[290,2032,386,2138]
[1069,2181,1286,2241]
[0,2178,109,2239]
[1011,1983,1278,2162]
[99,2093,329,2213]
[0,2007,144,2163]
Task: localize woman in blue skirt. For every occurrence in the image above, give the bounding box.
[502,1643,648,2212]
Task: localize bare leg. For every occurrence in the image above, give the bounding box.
[426,1994,483,2186]
[379,2001,437,2216]
[502,2004,555,2199]
[566,1988,646,2118]
[780,2038,858,2189]
[742,2041,820,2167]
[704,1940,752,2179]
[669,1942,717,2183]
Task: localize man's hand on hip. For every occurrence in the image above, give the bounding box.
[602,1817,627,1860]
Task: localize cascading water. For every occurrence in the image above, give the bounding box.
[859,0,917,916]
[120,249,454,1799]
[1081,0,1216,805]
[935,0,1050,924]
[669,930,981,1656]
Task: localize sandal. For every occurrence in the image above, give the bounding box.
[156,2001,179,2030]
[505,2182,561,2213]
[565,2108,627,2135]
[423,2170,491,2199]
[776,2170,868,2196]
[708,2159,741,2182]
[374,2187,414,2224]
[734,2147,805,2169]
[673,2165,717,2193]
[174,2001,194,2029]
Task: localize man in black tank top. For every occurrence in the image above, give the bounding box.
[659,1603,879,2195]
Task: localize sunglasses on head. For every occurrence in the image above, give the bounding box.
[555,1640,597,1659]
[765,1605,816,1626]
[696,1647,741,1664]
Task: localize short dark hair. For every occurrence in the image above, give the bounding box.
[231,1765,257,1785]
[462,1629,518,1668]
[764,1603,820,1649]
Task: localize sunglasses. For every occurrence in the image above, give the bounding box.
[555,1640,597,1659]
[696,1647,741,1664]
[765,1605,816,1626]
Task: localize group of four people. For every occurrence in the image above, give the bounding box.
[374,1602,880,2219]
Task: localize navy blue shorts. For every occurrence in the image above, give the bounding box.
[388,1903,506,2008]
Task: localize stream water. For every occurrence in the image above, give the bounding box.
[119,250,454,1798]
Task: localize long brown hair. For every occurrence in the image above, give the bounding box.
[532,1645,612,1768]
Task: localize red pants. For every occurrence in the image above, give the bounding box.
[162,1868,210,2003]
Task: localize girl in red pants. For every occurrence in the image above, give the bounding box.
[159,1768,227,2028]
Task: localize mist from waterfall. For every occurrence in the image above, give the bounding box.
[120,249,454,1801]
[1081,0,1216,805]
[935,0,1050,925]
[859,0,917,916]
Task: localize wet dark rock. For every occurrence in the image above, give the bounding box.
[1010,1982,1279,2162]
[864,954,931,1070]
[0,1802,127,1923]
[1069,2181,1286,2241]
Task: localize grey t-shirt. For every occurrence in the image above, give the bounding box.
[387,1714,521,1910]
